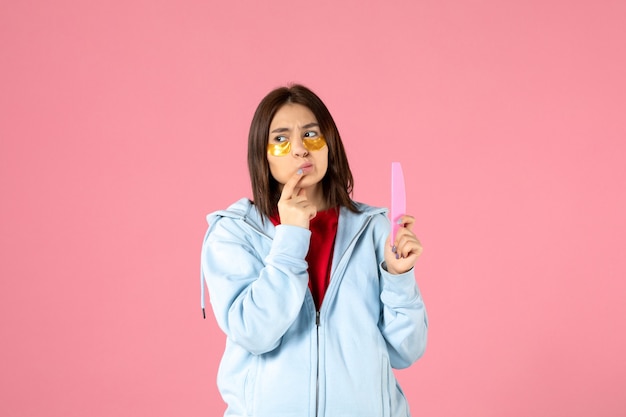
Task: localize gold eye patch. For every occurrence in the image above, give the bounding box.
[267,136,327,157]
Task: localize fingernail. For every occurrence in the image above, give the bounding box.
[397,219,403,225]
[297,168,303,175]
[395,253,400,259]
[391,245,397,253]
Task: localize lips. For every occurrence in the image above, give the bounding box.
[299,163,313,173]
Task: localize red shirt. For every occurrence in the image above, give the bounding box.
[270,208,339,309]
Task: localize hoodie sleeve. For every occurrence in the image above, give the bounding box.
[373,214,428,369]
[202,216,311,355]
[379,266,428,368]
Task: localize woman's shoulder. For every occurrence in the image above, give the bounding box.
[205,198,254,222]
[204,198,274,237]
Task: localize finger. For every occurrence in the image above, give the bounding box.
[395,236,423,259]
[293,197,317,217]
[392,225,419,250]
[398,214,416,231]
[290,195,311,206]
[279,171,304,201]
[297,187,307,198]
[392,221,416,247]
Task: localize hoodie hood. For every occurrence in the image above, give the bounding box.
[200,198,387,317]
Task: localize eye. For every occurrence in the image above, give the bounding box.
[303,131,319,138]
[273,135,288,143]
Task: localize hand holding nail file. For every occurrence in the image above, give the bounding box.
[386,161,423,273]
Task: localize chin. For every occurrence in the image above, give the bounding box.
[302,175,323,187]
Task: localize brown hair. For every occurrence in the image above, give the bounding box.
[247,84,359,219]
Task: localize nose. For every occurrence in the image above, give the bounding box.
[290,137,309,157]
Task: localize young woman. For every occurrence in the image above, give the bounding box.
[201,84,428,417]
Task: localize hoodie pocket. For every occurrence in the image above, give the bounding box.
[381,356,391,417]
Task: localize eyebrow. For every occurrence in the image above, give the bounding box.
[270,122,320,134]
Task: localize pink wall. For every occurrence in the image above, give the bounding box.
[1,0,625,416]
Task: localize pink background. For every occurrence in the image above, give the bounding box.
[1,0,625,416]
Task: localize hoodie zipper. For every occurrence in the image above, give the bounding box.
[313,215,375,417]
[315,309,320,417]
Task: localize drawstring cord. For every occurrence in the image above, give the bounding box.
[201,264,206,319]
[201,227,210,319]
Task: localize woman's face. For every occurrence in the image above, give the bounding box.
[267,103,329,190]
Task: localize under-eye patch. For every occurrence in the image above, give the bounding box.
[267,136,327,157]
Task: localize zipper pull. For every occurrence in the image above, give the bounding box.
[316,310,320,326]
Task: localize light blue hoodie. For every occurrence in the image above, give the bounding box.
[201,198,428,417]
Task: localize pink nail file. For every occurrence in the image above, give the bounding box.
[391,162,406,243]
